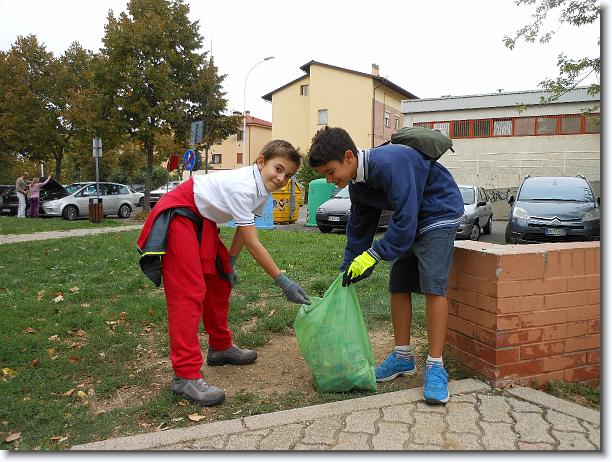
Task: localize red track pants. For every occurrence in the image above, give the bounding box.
[161,215,233,379]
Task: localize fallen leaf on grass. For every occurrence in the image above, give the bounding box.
[68,356,80,364]
[31,359,40,367]
[68,329,87,337]
[48,335,59,341]
[52,295,64,303]
[68,287,79,293]
[171,417,184,422]
[36,291,44,301]
[50,436,68,443]
[2,368,17,381]
[81,303,90,308]
[62,388,75,397]
[47,348,56,357]
[23,327,37,334]
[76,390,87,400]
[188,413,205,422]
[4,432,21,443]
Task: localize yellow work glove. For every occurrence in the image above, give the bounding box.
[342,249,380,287]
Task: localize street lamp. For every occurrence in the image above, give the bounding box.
[243,56,274,165]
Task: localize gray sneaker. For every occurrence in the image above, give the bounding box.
[171,377,225,406]
[207,345,257,366]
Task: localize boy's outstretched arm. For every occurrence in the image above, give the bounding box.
[228,228,245,259]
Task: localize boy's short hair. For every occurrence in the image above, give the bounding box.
[260,139,302,167]
[308,127,358,167]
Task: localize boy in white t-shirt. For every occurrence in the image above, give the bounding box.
[137,140,310,406]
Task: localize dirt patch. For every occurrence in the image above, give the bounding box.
[93,328,426,414]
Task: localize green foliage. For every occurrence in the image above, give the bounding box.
[297,154,324,202]
[504,0,600,105]
[545,380,599,409]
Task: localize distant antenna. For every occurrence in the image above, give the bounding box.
[210,34,213,58]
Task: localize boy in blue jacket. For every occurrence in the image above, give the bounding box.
[309,126,463,404]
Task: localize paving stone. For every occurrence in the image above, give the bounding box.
[478,394,513,423]
[371,421,410,450]
[505,396,541,413]
[344,409,379,434]
[294,443,330,450]
[446,402,480,433]
[517,442,556,450]
[406,443,444,450]
[301,416,343,445]
[480,422,517,450]
[381,403,415,423]
[449,393,477,404]
[411,412,446,446]
[444,432,483,450]
[331,432,371,450]
[582,421,600,448]
[553,431,597,450]
[415,401,447,414]
[513,411,554,444]
[545,409,584,432]
[225,430,269,450]
[259,423,304,450]
[190,435,226,449]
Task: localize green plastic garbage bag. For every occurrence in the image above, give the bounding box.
[293,274,377,393]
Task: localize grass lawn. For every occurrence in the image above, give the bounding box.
[0,227,431,449]
[0,216,131,235]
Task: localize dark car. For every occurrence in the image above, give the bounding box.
[0,179,67,216]
[315,186,393,233]
[505,175,600,244]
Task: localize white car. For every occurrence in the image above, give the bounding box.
[149,181,181,205]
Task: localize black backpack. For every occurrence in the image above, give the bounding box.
[378,126,454,161]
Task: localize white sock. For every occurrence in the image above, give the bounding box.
[394,345,413,360]
[426,355,443,365]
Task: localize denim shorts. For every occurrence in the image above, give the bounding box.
[389,226,458,296]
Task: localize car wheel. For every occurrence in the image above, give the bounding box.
[468,223,481,241]
[505,223,512,244]
[138,197,144,207]
[318,225,333,233]
[118,204,132,219]
[62,205,78,221]
[482,215,493,235]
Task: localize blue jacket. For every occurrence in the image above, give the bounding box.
[342,144,463,269]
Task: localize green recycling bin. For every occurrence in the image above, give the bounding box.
[306,179,337,227]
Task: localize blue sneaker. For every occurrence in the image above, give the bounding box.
[423,362,449,404]
[375,352,416,382]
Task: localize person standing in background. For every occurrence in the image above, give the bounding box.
[27,175,52,218]
[15,172,30,218]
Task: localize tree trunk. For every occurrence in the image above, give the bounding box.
[144,141,154,212]
[54,151,63,182]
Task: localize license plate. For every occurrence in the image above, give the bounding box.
[2,208,10,213]
[545,228,567,236]
[328,216,340,222]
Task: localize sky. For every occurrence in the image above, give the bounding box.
[0,0,602,123]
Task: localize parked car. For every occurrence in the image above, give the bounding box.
[0,179,67,216]
[42,182,136,220]
[315,186,393,233]
[505,175,600,244]
[128,187,145,207]
[149,181,182,206]
[455,185,493,241]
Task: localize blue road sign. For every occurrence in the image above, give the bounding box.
[183,149,196,171]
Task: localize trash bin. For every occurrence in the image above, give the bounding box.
[88,198,104,223]
[273,179,299,224]
[225,195,275,230]
[306,179,336,227]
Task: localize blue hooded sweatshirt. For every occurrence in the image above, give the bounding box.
[342,144,464,269]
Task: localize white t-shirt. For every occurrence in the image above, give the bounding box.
[193,165,269,226]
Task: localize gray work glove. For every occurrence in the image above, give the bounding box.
[228,256,238,288]
[275,273,311,305]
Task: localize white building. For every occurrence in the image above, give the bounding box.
[402,87,600,218]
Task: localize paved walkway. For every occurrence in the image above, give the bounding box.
[0,224,143,245]
[71,379,599,451]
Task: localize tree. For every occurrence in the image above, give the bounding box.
[504,0,600,106]
[100,0,204,210]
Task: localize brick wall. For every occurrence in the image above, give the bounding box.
[447,241,600,388]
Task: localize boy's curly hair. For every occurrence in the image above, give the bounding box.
[308,127,357,167]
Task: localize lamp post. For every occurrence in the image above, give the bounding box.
[243,56,274,165]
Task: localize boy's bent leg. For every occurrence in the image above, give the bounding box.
[162,216,207,380]
[202,272,257,366]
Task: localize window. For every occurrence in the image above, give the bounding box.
[514,117,535,136]
[585,113,600,133]
[237,130,243,141]
[432,122,450,138]
[394,115,400,131]
[384,111,390,128]
[536,116,557,135]
[560,114,581,134]
[300,84,309,96]
[212,154,222,164]
[452,120,470,138]
[474,119,491,137]
[493,119,512,136]
[318,109,328,125]
[237,152,243,164]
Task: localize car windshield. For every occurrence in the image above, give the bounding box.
[64,183,91,194]
[459,187,475,205]
[332,187,350,199]
[518,177,594,202]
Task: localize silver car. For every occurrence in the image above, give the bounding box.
[456,185,493,241]
[42,182,135,220]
